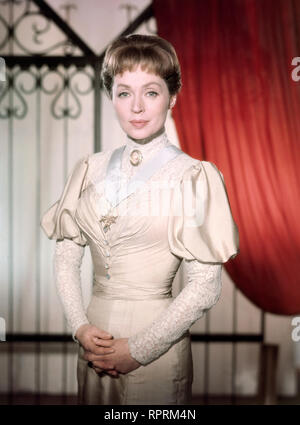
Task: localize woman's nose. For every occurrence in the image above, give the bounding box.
[131,96,144,113]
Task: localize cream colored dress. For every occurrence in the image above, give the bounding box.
[40,132,239,405]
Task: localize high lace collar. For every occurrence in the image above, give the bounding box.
[124,130,170,163]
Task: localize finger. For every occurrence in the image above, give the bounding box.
[89,364,116,376]
[84,349,114,360]
[89,363,105,374]
[94,347,115,355]
[85,353,115,370]
[93,361,115,370]
[93,330,113,340]
[94,366,118,377]
[84,351,96,362]
[101,334,113,339]
[108,371,119,377]
[92,337,114,348]
[85,341,113,354]
[88,347,115,356]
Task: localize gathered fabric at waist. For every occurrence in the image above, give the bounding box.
[92,275,172,300]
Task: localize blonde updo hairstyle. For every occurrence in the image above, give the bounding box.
[101,34,182,99]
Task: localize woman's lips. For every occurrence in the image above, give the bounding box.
[129,120,149,129]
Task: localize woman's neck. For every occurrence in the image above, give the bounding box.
[126,126,165,145]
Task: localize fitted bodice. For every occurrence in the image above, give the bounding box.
[40,132,239,302]
[74,152,193,300]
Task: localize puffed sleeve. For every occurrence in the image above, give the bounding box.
[40,156,89,247]
[168,160,239,263]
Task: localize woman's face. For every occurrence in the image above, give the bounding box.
[111,64,176,140]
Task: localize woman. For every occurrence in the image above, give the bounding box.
[40,34,239,405]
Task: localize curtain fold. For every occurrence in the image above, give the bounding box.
[153,0,300,314]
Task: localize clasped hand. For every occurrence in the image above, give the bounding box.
[76,324,141,377]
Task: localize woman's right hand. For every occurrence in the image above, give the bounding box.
[75,324,119,377]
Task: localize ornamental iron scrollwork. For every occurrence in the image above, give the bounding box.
[0,0,79,56]
[119,2,157,35]
[0,65,94,119]
[0,67,29,118]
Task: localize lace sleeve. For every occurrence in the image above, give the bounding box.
[128,261,222,365]
[54,239,90,342]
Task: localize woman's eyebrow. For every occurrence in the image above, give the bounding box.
[116,82,162,88]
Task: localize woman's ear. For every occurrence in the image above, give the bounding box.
[169,95,177,109]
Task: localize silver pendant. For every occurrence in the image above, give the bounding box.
[129,149,143,166]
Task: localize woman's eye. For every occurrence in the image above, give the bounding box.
[118,92,129,97]
[117,90,158,98]
[147,91,158,97]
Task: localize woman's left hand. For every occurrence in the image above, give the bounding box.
[83,337,141,375]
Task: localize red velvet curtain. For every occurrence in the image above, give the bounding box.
[153,0,300,315]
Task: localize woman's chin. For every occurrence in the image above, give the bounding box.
[125,126,164,142]
[126,129,152,140]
